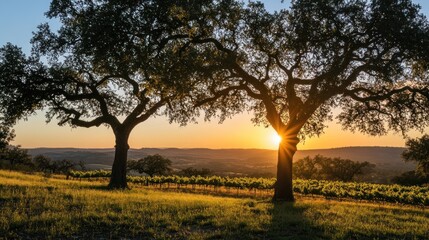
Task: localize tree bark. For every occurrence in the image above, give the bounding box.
[108,128,131,189]
[273,134,299,202]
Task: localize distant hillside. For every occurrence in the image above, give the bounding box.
[27,146,414,181]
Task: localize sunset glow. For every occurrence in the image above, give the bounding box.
[271,133,282,146]
[9,112,425,150]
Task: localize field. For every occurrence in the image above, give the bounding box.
[1,170,428,239]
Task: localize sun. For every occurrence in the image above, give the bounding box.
[271,133,282,146]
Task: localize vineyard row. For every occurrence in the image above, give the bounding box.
[69,170,429,206]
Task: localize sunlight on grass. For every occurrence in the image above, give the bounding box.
[0,170,428,239]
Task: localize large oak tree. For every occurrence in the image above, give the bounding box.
[193,0,429,201]
[0,0,238,189]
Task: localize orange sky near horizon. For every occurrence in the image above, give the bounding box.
[12,111,421,150]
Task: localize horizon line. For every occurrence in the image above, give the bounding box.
[23,145,405,151]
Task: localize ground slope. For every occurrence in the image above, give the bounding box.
[0,170,427,239]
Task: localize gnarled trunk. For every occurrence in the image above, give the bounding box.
[109,128,131,189]
[273,134,299,202]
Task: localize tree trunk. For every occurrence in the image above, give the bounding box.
[273,134,299,202]
[108,129,130,189]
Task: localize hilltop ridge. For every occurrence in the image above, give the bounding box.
[26,146,414,182]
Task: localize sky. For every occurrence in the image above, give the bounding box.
[0,0,428,150]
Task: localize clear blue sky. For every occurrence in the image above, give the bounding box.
[0,1,53,53]
[0,0,428,149]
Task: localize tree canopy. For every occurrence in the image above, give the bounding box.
[402,134,429,177]
[0,0,240,189]
[0,145,32,170]
[0,125,14,150]
[191,0,429,200]
[128,154,172,177]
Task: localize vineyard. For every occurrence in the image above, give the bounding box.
[69,170,429,206]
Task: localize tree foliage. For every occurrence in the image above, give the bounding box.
[33,154,77,175]
[391,170,429,186]
[128,154,172,177]
[402,134,429,177]
[293,155,374,182]
[33,155,52,172]
[191,0,429,200]
[0,145,32,169]
[197,0,429,138]
[0,125,14,150]
[0,0,239,127]
[54,159,77,176]
[0,0,241,189]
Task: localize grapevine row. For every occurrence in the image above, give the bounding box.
[69,170,429,206]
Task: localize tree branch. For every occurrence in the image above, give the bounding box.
[133,99,169,126]
[55,105,115,128]
[122,75,140,97]
[194,85,246,107]
[344,86,429,102]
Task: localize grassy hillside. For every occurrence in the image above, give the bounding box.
[1,170,428,239]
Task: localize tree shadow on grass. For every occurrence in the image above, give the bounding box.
[262,201,327,240]
[265,199,429,240]
[73,183,120,191]
[203,199,327,240]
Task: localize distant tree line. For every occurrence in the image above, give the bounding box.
[0,141,212,179]
[293,155,375,182]
[178,167,213,177]
[0,144,84,178]
[293,148,429,186]
[293,136,429,186]
[127,154,213,177]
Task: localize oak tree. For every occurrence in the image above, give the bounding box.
[0,0,236,188]
[402,134,429,177]
[0,145,32,170]
[195,0,429,201]
[128,154,172,177]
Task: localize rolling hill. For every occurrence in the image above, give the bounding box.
[27,146,415,182]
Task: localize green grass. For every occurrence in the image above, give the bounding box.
[0,170,428,239]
